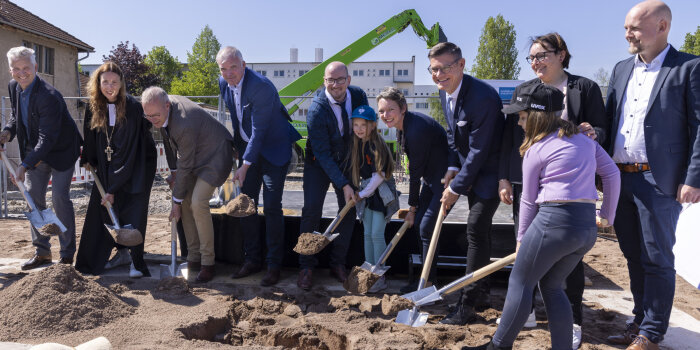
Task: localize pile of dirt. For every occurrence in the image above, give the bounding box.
[39,223,62,236]
[343,266,380,294]
[154,276,190,297]
[225,194,257,217]
[293,232,329,255]
[0,264,134,340]
[380,294,414,315]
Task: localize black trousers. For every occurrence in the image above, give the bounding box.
[461,191,501,303]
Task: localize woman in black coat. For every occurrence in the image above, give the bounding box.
[75,61,157,277]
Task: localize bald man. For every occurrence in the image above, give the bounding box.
[297,62,368,290]
[604,1,700,349]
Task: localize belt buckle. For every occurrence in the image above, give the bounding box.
[636,163,644,172]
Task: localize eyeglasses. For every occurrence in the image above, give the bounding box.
[324,77,347,85]
[526,51,556,64]
[427,58,460,75]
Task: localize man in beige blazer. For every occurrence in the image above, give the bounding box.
[141,87,234,282]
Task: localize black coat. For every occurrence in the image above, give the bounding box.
[5,77,81,171]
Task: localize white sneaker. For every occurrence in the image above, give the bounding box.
[497,310,536,328]
[368,275,387,293]
[104,248,132,270]
[572,324,582,349]
[129,263,143,278]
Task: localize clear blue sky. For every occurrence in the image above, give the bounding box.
[14,0,699,85]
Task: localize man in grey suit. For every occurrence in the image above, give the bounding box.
[141,87,234,283]
[604,1,700,349]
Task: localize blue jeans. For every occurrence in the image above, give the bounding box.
[493,203,597,350]
[25,161,76,258]
[299,159,355,269]
[614,171,681,344]
[240,157,288,269]
[362,208,386,265]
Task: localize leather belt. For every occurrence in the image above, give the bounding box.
[616,163,650,173]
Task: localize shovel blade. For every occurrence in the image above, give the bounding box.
[160,263,186,279]
[395,308,429,327]
[324,232,340,242]
[413,290,444,307]
[39,209,67,232]
[401,285,438,303]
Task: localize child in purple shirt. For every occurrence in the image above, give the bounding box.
[468,84,620,350]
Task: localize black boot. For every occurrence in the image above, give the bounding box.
[439,291,477,325]
[461,342,512,350]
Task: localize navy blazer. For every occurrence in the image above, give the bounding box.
[401,111,450,207]
[605,46,700,195]
[5,77,81,171]
[441,74,504,199]
[305,85,368,189]
[499,73,607,183]
[219,68,301,167]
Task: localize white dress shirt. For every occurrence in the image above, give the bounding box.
[325,89,351,135]
[612,44,671,164]
[447,80,462,194]
[228,70,249,142]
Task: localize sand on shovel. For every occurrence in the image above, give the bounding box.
[344,266,380,294]
[381,294,413,315]
[225,194,257,217]
[39,223,62,236]
[293,232,330,255]
[0,264,134,341]
[108,227,144,246]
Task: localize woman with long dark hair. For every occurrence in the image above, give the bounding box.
[75,61,157,277]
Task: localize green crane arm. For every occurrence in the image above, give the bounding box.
[278,9,446,115]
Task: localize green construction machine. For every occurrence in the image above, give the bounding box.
[278,9,447,169]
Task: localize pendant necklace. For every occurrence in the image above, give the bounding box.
[105,123,116,162]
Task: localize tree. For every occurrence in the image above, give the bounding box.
[145,46,181,92]
[680,26,700,56]
[470,14,520,80]
[103,41,159,95]
[428,93,447,128]
[593,68,610,87]
[170,25,221,104]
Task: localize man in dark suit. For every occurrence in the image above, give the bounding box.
[297,61,368,290]
[141,87,234,283]
[429,42,505,325]
[0,46,81,270]
[217,46,302,286]
[604,2,700,349]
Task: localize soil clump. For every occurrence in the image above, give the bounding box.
[154,276,190,297]
[344,266,380,294]
[0,264,134,340]
[294,232,330,255]
[39,223,62,236]
[381,294,414,315]
[225,194,257,217]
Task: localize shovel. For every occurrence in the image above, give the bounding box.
[225,179,256,217]
[361,220,411,276]
[396,252,517,327]
[294,199,355,255]
[0,151,66,236]
[87,167,143,246]
[160,220,187,279]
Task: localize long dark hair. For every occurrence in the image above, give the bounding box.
[87,61,127,131]
[348,120,394,186]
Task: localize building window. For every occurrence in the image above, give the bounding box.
[416,103,429,109]
[379,69,391,76]
[402,89,409,96]
[22,41,54,75]
[353,70,358,76]
[299,70,308,76]
[359,70,364,76]
[397,69,408,76]
[256,70,267,76]
[274,70,285,77]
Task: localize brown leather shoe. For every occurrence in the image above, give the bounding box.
[297,269,312,290]
[330,265,348,283]
[187,260,201,271]
[196,265,215,282]
[231,262,262,279]
[626,335,659,350]
[608,322,640,345]
[59,257,73,265]
[21,254,52,271]
[260,269,280,286]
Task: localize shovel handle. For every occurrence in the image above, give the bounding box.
[87,168,121,229]
[234,179,241,198]
[417,200,447,290]
[440,253,517,296]
[377,220,411,266]
[324,199,356,235]
[1,152,39,212]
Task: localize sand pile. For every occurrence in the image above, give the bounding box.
[294,232,329,255]
[154,276,190,298]
[344,266,380,294]
[381,294,414,315]
[225,194,256,217]
[0,264,134,340]
[39,223,62,236]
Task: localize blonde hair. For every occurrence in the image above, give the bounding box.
[348,120,394,187]
[519,110,579,156]
[87,61,126,131]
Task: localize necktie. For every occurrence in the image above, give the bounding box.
[335,101,350,142]
[447,96,455,118]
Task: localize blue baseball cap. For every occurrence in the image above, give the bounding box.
[351,105,376,121]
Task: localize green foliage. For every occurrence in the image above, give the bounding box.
[145,46,181,92]
[170,25,221,105]
[428,92,447,128]
[470,14,520,80]
[680,26,700,56]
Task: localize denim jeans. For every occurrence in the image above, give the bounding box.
[362,208,387,265]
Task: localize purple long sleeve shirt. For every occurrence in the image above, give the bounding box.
[518,131,621,241]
